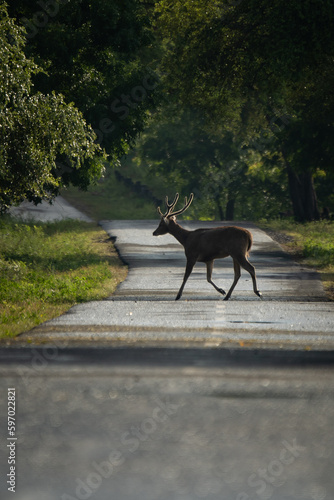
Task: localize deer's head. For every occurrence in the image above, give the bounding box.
[153,193,194,236]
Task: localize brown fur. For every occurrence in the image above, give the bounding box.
[153,211,261,301]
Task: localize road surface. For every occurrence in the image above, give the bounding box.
[0,347,334,500]
[9,196,93,223]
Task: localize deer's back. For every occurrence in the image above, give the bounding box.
[187,226,252,262]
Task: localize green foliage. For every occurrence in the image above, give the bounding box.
[0,2,37,103]
[0,4,104,212]
[154,0,334,221]
[3,0,333,221]
[155,0,334,105]
[130,105,290,220]
[8,0,162,161]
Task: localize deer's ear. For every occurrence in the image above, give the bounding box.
[170,216,176,222]
[163,217,170,225]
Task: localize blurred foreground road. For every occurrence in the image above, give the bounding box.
[0,347,334,500]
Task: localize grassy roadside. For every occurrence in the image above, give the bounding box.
[259,219,334,300]
[62,171,158,221]
[0,217,127,338]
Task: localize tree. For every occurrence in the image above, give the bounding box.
[154,0,334,220]
[133,105,289,220]
[8,0,162,163]
[0,3,103,212]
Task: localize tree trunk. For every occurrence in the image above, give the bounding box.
[286,163,304,221]
[280,147,320,222]
[216,195,224,220]
[303,171,320,221]
[265,110,320,222]
[226,198,235,220]
[286,164,320,222]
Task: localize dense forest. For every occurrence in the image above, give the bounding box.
[1,0,334,221]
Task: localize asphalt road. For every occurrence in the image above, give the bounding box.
[1,347,334,500]
[9,196,93,223]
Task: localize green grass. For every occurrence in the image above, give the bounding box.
[62,170,159,221]
[0,217,127,338]
[259,219,334,299]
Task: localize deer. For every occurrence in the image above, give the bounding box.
[153,193,262,301]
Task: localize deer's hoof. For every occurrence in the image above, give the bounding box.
[223,295,231,301]
[256,291,263,299]
[218,288,226,295]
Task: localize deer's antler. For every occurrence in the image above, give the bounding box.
[169,193,194,217]
[157,193,179,217]
[157,193,194,218]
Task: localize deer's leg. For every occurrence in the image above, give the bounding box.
[237,255,262,299]
[224,258,241,301]
[175,260,195,300]
[206,261,226,296]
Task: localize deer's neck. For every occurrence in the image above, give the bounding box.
[168,221,189,247]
